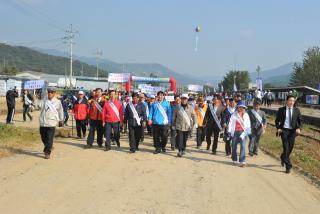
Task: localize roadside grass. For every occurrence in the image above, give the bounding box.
[260,125,320,178]
[0,123,39,158]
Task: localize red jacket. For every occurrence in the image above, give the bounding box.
[88,96,106,121]
[73,99,88,120]
[102,99,123,124]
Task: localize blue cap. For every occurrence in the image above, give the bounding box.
[237,100,247,109]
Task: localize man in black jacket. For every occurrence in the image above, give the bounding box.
[124,93,147,153]
[6,87,19,124]
[275,95,302,174]
[203,96,226,154]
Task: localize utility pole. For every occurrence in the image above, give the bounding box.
[63,24,79,88]
[93,50,103,79]
[3,56,6,69]
[256,65,261,79]
[81,65,84,77]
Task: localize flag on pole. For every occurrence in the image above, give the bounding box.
[233,83,237,92]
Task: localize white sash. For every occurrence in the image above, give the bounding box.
[235,112,246,131]
[93,100,103,113]
[209,104,222,130]
[156,102,168,125]
[227,107,235,115]
[45,99,59,120]
[109,101,120,121]
[145,104,149,118]
[179,106,191,128]
[129,102,141,126]
[198,106,206,118]
[24,95,32,105]
[251,109,263,125]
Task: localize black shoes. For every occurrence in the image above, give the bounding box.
[105,147,111,151]
[285,168,291,174]
[206,145,210,150]
[212,151,217,155]
[153,149,161,154]
[162,148,166,153]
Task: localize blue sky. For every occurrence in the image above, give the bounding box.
[1,0,320,78]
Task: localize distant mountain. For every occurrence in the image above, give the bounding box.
[0,43,107,77]
[250,62,297,86]
[33,47,207,85]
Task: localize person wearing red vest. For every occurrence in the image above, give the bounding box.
[72,91,89,139]
[86,88,106,148]
[102,90,123,151]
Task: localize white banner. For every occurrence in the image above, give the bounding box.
[165,96,174,102]
[0,80,6,96]
[188,84,203,92]
[108,73,130,83]
[24,80,45,90]
[140,85,164,95]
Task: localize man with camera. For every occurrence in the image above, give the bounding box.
[6,86,19,124]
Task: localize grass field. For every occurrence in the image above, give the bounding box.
[260,123,320,178]
[0,124,39,158]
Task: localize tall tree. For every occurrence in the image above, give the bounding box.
[221,70,251,92]
[290,46,320,87]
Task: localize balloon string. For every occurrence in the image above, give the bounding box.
[195,34,199,52]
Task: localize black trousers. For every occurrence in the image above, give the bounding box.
[280,129,296,170]
[129,126,143,151]
[6,107,15,123]
[23,105,32,121]
[177,130,189,152]
[196,126,206,147]
[105,122,120,148]
[147,123,153,136]
[87,120,104,146]
[170,128,178,148]
[40,127,56,155]
[140,125,145,142]
[153,124,169,150]
[76,119,87,138]
[206,126,220,152]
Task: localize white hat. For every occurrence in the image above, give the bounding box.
[150,95,155,99]
[78,91,84,95]
[181,94,189,99]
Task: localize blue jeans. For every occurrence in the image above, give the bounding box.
[232,131,246,163]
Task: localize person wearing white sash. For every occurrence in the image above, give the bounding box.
[124,93,147,153]
[248,99,267,156]
[102,90,124,151]
[34,87,64,159]
[195,96,208,149]
[223,97,236,156]
[148,91,171,154]
[172,94,197,157]
[87,88,106,148]
[170,95,181,151]
[139,93,148,143]
[22,89,33,122]
[203,96,226,154]
[227,100,251,167]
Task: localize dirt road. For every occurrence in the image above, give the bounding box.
[0,113,320,214]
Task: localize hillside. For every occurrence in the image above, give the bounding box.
[0,43,107,77]
[33,47,208,85]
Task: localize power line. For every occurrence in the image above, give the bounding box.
[7,0,65,32]
[10,38,63,46]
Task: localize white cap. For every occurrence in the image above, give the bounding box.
[181,94,189,99]
[78,91,84,95]
[150,95,155,99]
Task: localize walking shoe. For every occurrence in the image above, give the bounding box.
[212,151,217,155]
[206,144,210,150]
[285,168,291,174]
[232,161,238,165]
[249,153,254,157]
[153,149,161,154]
[98,144,103,148]
[240,162,247,167]
[171,146,175,151]
[105,147,111,151]
[177,151,183,157]
[281,160,284,167]
[161,148,166,153]
[226,153,231,156]
[44,153,50,159]
[182,151,186,155]
[116,142,120,148]
[84,144,92,149]
[130,149,136,153]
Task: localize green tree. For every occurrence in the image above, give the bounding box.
[290,46,320,87]
[221,70,251,92]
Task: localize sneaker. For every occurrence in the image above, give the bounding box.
[153,149,161,154]
[240,162,247,167]
[182,151,186,155]
[177,151,183,157]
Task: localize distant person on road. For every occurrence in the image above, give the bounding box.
[248,99,267,156]
[194,96,207,149]
[35,87,64,159]
[227,100,251,167]
[6,87,19,124]
[22,89,33,122]
[222,97,236,156]
[275,95,302,174]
